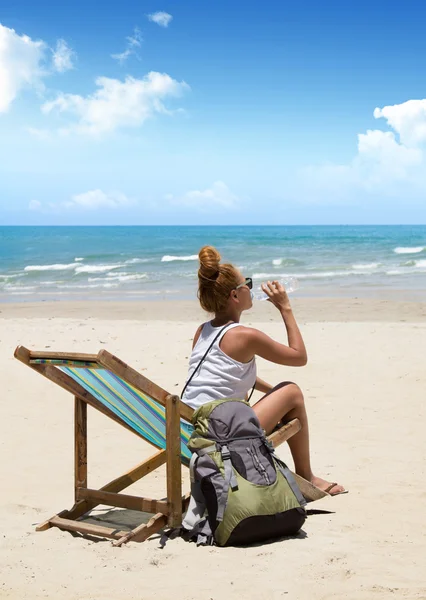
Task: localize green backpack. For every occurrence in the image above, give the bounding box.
[178,398,307,547]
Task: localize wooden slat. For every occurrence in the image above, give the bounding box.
[36,450,167,531]
[14,345,32,365]
[29,350,99,362]
[97,349,194,423]
[99,449,167,494]
[36,509,70,532]
[268,418,301,448]
[65,450,167,521]
[77,488,169,515]
[49,516,128,540]
[74,397,87,501]
[166,394,182,528]
[292,473,329,502]
[113,512,168,547]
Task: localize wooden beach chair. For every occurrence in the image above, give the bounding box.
[14,346,327,546]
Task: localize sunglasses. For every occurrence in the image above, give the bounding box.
[235,277,253,290]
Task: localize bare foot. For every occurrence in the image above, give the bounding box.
[311,476,346,496]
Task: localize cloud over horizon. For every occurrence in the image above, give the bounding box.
[299,98,426,204]
[167,181,241,210]
[0,24,45,112]
[0,23,76,113]
[41,72,190,135]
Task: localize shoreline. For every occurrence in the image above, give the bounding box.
[1,297,425,322]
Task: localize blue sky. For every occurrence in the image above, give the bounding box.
[1,0,426,225]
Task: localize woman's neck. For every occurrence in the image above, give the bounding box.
[211,310,241,327]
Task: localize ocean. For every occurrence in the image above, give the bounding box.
[0,225,425,302]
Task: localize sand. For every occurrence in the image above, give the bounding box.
[1,298,425,600]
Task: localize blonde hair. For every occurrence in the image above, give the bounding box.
[197,245,240,313]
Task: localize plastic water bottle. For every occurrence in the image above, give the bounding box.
[253,277,299,301]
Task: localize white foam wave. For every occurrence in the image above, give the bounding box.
[252,270,376,280]
[125,257,151,264]
[161,255,198,262]
[74,263,123,274]
[24,263,78,272]
[107,273,148,282]
[272,259,282,266]
[394,246,425,254]
[352,263,380,270]
[58,282,120,289]
[74,257,84,262]
[415,259,426,268]
[4,285,36,292]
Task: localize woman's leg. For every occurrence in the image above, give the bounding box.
[252,382,345,494]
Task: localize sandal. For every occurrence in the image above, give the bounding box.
[324,482,348,496]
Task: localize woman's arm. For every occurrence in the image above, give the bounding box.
[246,281,307,367]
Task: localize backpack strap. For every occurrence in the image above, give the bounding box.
[273,455,307,508]
[180,454,215,546]
[181,322,235,399]
[216,444,239,521]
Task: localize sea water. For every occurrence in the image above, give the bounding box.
[0,225,425,301]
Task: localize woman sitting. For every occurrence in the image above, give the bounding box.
[182,245,345,496]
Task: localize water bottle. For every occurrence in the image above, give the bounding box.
[253,277,299,301]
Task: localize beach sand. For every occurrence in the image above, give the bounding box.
[1,298,425,600]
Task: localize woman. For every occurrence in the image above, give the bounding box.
[182,245,345,496]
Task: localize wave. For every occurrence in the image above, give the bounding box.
[124,257,152,264]
[74,257,84,262]
[57,282,120,289]
[3,285,36,292]
[74,263,123,274]
[253,269,378,280]
[271,258,303,267]
[394,246,425,254]
[352,262,380,270]
[107,273,148,282]
[24,263,78,272]
[161,255,198,262]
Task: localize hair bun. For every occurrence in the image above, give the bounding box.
[198,245,221,278]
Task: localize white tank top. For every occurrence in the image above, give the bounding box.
[182,321,257,410]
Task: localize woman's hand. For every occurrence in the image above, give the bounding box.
[261,280,292,312]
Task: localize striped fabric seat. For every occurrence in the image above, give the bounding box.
[32,360,193,465]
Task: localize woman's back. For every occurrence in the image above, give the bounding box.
[182,321,257,410]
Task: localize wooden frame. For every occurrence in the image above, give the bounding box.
[14,345,327,546]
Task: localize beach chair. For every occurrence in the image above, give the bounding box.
[14,346,327,546]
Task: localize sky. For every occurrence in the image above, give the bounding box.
[1,0,426,225]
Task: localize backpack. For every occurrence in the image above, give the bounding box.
[174,397,307,547]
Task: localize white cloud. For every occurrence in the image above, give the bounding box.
[169,181,240,210]
[26,191,135,213]
[111,28,142,64]
[0,23,77,113]
[300,98,426,203]
[373,100,426,147]
[41,71,189,135]
[147,12,173,27]
[28,199,42,211]
[0,23,45,112]
[67,189,135,210]
[52,39,75,73]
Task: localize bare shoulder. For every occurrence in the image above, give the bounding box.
[220,325,264,362]
[230,325,264,342]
